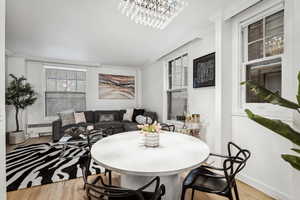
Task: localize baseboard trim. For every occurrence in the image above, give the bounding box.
[237,173,292,200]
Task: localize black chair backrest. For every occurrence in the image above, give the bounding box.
[223,142,251,187]
[79,153,165,200]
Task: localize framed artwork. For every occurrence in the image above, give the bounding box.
[98,73,135,99]
[193,52,215,88]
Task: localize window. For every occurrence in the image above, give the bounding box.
[242,10,284,103]
[167,54,188,120]
[45,67,86,116]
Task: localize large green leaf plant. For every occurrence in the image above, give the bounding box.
[241,73,300,171]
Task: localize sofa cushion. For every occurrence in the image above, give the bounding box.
[58,110,75,127]
[144,111,158,123]
[123,122,139,131]
[99,114,115,122]
[94,121,124,130]
[83,111,95,123]
[132,109,145,122]
[94,111,123,122]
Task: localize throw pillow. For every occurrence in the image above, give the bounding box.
[74,112,86,124]
[136,115,153,125]
[132,109,145,123]
[123,108,134,121]
[99,114,114,122]
[58,109,75,127]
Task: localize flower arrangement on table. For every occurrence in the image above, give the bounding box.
[137,121,161,133]
[137,122,161,147]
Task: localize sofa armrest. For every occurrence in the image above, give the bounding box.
[52,119,63,142]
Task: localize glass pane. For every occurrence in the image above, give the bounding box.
[167,90,187,120]
[265,10,284,38]
[246,58,282,103]
[67,80,76,91]
[77,80,86,92]
[45,92,86,116]
[265,10,284,57]
[57,80,67,91]
[46,69,57,79]
[46,79,56,91]
[57,70,67,80]
[77,71,86,81]
[248,40,263,61]
[248,19,263,43]
[265,34,284,57]
[67,70,77,80]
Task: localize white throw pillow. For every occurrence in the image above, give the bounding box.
[74,112,86,124]
[123,108,134,121]
[136,115,153,124]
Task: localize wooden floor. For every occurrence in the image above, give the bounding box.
[6,137,274,200]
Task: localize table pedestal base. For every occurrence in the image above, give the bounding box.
[121,174,182,200]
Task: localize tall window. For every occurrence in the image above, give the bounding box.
[242,10,284,103]
[167,54,188,120]
[45,67,86,116]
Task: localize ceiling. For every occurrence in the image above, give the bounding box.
[6,0,237,67]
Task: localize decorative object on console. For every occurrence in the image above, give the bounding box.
[6,74,37,144]
[193,52,216,88]
[98,73,135,99]
[58,109,76,127]
[138,122,161,147]
[74,112,86,124]
[123,108,134,121]
[118,0,188,30]
[132,108,145,122]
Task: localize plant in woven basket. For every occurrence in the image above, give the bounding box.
[137,121,161,133]
[241,73,300,171]
[6,74,37,132]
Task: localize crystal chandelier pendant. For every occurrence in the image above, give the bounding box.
[118,0,187,30]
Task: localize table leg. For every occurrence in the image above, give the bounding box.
[121,174,182,200]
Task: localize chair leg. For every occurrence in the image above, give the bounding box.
[234,183,240,200]
[108,170,112,185]
[181,187,186,200]
[228,190,234,200]
[191,189,195,200]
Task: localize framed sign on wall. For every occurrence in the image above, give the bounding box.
[193,52,215,88]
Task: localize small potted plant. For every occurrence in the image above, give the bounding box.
[138,122,161,147]
[6,74,37,144]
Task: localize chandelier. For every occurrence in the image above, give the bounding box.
[118,0,187,30]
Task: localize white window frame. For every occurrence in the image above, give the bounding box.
[43,65,87,120]
[164,53,189,122]
[232,0,293,120]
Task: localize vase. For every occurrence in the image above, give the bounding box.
[143,132,159,147]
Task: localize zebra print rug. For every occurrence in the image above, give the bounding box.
[6,143,103,192]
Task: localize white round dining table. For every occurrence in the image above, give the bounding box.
[91,131,210,200]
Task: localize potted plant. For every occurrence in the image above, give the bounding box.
[6,74,37,144]
[138,122,161,147]
[241,73,300,171]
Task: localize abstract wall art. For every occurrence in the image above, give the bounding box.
[98,73,135,99]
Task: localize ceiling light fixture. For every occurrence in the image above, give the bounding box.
[118,0,187,30]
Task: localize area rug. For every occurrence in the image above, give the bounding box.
[6,143,103,192]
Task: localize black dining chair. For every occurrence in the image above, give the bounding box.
[79,153,166,200]
[161,123,175,132]
[181,142,251,200]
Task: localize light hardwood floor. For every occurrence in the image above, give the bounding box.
[7,137,274,200]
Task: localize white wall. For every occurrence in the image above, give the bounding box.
[6,57,142,132]
[230,0,296,199]
[0,0,6,199]
[141,29,217,151]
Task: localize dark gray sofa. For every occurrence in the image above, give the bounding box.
[52,110,157,142]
